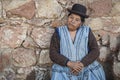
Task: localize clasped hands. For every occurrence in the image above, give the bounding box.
[67,61,84,75]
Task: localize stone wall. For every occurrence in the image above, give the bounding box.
[0,0,120,80]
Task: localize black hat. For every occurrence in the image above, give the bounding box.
[67,4,89,18]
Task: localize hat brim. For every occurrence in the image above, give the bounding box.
[67,9,89,18]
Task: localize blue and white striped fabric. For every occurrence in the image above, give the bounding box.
[51,25,106,80]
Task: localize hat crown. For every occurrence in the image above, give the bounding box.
[67,4,89,18]
[72,4,87,14]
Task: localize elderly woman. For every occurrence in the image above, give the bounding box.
[49,3,106,80]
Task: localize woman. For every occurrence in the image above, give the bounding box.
[49,3,106,80]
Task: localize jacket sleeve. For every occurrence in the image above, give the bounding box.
[81,28,100,67]
[49,30,69,66]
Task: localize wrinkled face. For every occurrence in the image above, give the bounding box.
[67,13,81,31]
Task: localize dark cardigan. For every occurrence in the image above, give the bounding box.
[49,28,100,67]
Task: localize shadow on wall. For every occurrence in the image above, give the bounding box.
[26,68,51,80]
[101,53,114,80]
[26,70,36,80]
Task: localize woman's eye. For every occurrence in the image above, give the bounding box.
[76,19,80,22]
[69,16,73,19]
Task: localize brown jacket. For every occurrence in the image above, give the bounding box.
[49,28,100,67]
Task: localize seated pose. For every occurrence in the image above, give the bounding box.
[50,3,106,80]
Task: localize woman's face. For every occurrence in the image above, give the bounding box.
[67,13,81,31]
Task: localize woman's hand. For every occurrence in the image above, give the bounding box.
[67,61,84,75]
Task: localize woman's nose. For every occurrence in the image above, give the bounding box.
[71,19,75,23]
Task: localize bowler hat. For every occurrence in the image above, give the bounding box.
[67,4,89,18]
